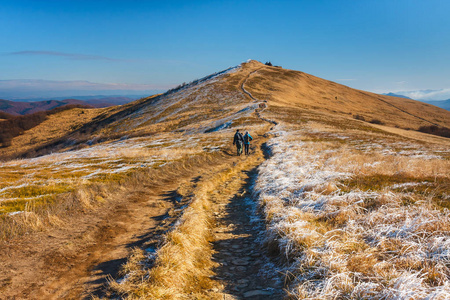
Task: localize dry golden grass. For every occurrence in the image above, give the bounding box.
[243,61,449,131]
[0,107,109,159]
[1,59,449,298]
[0,131,235,240]
[0,130,229,211]
[110,152,263,299]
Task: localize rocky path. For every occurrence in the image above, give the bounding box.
[209,164,285,299]
[206,66,285,299]
[240,68,263,102]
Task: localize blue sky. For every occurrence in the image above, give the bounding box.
[1,0,450,99]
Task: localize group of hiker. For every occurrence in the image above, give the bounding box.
[233,129,253,156]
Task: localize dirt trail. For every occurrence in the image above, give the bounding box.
[241,68,263,102]
[0,156,235,299]
[1,182,179,299]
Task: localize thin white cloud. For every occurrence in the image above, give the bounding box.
[0,79,170,90]
[0,79,171,99]
[394,89,450,101]
[8,51,125,62]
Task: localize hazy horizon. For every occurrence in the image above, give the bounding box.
[1,75,450,102]
[2,1,450,101]
[0,78,166,100]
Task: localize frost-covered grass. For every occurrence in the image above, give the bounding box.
[0,132,230,213]
[107,64,253,135]
[254,124,450,298]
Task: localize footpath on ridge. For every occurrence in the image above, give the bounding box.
[0,66,286,300]
[208,160,284,299]
[205,69,284,299]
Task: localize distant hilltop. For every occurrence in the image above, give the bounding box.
[383,92,450,111]
[382,92,412,99]
[423,99,450,111]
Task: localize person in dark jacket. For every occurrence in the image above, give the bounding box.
[243,131,253,155]
[233,129,244,156]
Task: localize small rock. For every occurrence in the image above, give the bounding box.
[268,278,283,289]
[236,266,247,272]
[237,279,250,284]
[243,290,272,298]
[232,259,249,266]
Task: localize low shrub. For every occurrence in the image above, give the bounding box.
[369,118,384,125]
[353,114,365,121]
[418,125,450,138]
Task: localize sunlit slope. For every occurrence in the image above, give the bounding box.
[0,107,108,158]
[92,64,265,136]
[13,64,266,158]
[4,60,449,160]
[243,61,449,130]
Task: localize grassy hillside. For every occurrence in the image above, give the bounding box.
[244,61,449,130]
[1,60,449,298]
[0,105,105,158]
[3,60,448,161]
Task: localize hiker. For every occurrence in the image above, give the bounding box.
[233,129,244,156]
[243,131,253,155]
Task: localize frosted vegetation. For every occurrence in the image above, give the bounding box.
[0,132,228,213]
[111,65,244,134]
[254,123,450,298]
[0,63,259,215]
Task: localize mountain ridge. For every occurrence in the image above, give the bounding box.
[383,92,450,111]
[1,60,449,159]
[423,99,450,111]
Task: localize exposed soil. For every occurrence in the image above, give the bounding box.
[0,157,234,299]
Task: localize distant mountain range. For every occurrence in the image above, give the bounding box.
[383,93,412,99]
[423,99,450,111]
[383,93,450,111]
[0,96,142,116]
